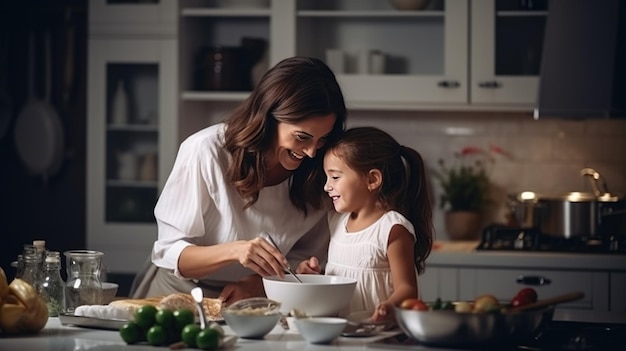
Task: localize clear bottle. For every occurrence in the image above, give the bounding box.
[17,244,36,279]
[20,245,40,287]
[40,251,65,317]
[64,250,103,313]
[32,240,47,292]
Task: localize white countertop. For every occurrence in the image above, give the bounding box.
[428,241,626,271]
[0,318,402,351]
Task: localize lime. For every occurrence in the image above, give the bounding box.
[146,325,167,346]
[134,304,158,329]
[181,323,201,348]
[196,328,220,350]
[119,321,141,344]
[155,309,175,329]
[173,308,195,331]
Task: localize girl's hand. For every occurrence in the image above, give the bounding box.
[371,302,394,322]
[237,237,287,278]
[295,257,321,274]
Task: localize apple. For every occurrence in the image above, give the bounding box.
[472,294,500,313]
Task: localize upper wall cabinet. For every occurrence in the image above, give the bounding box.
[470,0,548,106]
[178,0,469,112]
[89,0,178,37]
[293,0,469,109]
[178,0,548,112]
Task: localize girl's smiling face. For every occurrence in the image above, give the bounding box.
[323,150,371,213]
[273,113,336,171]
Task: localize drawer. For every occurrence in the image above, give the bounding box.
[458,268,609,311]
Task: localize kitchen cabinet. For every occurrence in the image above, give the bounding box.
[87,2,178,273]
[178,0,468,120]
[470,0,548,106]
[611,273,626,312]
[420,251,626,318]
[178,0,548,116]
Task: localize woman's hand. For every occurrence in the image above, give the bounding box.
[295,257,321,274]
[237,237,288,278]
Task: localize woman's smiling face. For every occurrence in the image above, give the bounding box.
[273,113,336,171]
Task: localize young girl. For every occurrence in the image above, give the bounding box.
[319,126,433,322]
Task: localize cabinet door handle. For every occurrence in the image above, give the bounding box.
[478,81,502,89]
[437,80,460,88]
[516,275,551,286]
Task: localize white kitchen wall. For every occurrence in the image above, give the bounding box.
[346,111,626,240]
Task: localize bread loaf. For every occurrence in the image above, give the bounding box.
[76,293,223,321]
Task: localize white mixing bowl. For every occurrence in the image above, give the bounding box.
[262,274,356,317]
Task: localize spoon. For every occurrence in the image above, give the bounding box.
[191,287,208,329]
[259,232,303,283]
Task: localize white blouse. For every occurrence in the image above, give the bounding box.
[151,123,329,284]
[325,210,416,315]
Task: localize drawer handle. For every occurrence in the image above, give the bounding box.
[437,80,460,88]
[478,80,502,89]
[516,275,552,286]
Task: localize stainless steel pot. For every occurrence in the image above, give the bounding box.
[509,191,623,239]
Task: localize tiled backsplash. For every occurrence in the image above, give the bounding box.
[347,111,626,240]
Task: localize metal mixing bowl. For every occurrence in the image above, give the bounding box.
[394,305,554,347]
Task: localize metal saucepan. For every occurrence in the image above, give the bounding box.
[508,168,624,239]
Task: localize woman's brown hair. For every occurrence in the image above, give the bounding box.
[325,127,433,274]
[223,57,347,214]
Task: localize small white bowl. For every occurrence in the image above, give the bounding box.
[222,297,281,339]
[294,317,348,344]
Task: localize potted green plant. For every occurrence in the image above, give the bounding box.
[432,146,504,240]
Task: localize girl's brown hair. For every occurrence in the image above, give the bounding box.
[223,57,347,213]
[326,127,433,274]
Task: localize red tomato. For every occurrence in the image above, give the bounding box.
[515,288,538,302]
[399,298,428,311]
[511,288,538,307]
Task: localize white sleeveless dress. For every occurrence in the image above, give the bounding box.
[325,210,416,316]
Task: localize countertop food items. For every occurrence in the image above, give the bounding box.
[0,267,49,334]
[74,293,224,321]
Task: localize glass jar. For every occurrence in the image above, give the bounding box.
[64,250,103,313]
[40,251,65,316]
[20,245,40,287]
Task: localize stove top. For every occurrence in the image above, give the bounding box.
[476,225,626,254]
[367,321,626,350]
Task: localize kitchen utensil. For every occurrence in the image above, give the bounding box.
[394,303,554,346]
[507,291,584,313]
[263,274,357,317]
[14,29,65,181]
[191,287,208,329]
[259,232,302,283]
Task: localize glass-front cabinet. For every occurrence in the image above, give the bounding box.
[293,0,468,108]
[471,0,548,106]
[178,0,468,113]
[178,0,548,111]
[87,38,177,273]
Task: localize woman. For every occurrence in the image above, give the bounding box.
[131,57,347,305]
